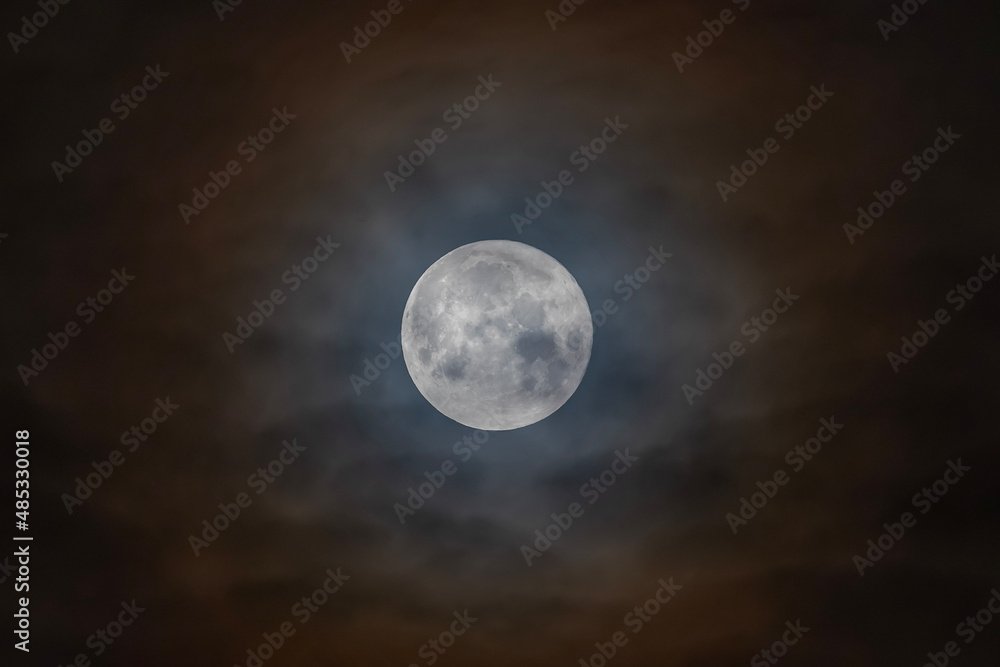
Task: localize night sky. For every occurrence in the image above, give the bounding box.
[4,0,1000,665]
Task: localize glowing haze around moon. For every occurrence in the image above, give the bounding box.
[401,240,593,431]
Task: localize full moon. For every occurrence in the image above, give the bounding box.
[401,240,593,431]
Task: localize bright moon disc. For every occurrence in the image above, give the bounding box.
[402,240,593,431]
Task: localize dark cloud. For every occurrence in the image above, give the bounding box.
[3,0,999,665]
